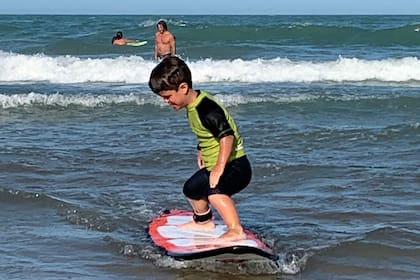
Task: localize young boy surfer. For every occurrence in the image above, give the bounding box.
[148,56,252,241]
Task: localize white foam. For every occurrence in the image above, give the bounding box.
[0,92,155,108]
[189,56,420,83]
[0,90,401,109]
[0,51,155,84]
[1,51,420,84]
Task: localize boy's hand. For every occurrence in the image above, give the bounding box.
[209,164,224,188]
[210,135,234,188]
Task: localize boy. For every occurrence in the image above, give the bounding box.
[148,56,252,241]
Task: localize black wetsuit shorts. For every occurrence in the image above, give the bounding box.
[183,155,252,200]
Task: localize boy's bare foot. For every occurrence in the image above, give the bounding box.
[177,220,216,232]
[217,228,246,242]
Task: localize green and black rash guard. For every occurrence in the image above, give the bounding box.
[186,90,246,171]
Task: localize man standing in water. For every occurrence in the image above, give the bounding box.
[154,20,176,60]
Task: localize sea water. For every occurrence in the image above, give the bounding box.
[1,15,419,279]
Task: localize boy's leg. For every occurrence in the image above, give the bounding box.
[186,197,209,214]
[178,197,215,231]
[208,194,246,241]
[207,156,250,241]
[180,168,216,231]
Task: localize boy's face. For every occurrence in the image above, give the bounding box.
[158,83,189,111]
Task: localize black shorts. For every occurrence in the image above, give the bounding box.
[183,156,252,200]
[158,53,171,59]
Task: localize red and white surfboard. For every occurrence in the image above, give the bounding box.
[148,209,277,260]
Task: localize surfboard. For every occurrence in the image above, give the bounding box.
[127,41,147,47]
[148,209,278,261]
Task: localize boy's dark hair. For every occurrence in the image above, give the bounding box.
[149,56,192,94]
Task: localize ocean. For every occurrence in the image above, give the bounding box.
[0,14,419,279]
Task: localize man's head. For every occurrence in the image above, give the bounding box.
[157,20,168,33]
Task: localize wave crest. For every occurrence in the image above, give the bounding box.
[1,51,420,85]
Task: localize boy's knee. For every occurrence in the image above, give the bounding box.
[183,181,200,200]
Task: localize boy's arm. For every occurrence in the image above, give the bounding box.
[209,135,234,188]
